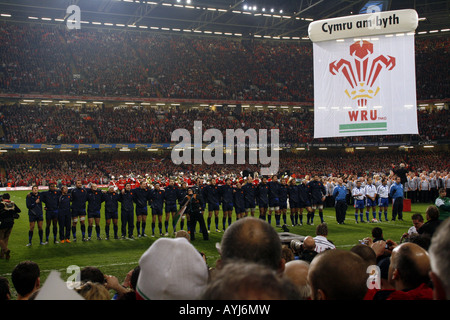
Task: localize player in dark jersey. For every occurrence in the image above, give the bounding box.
[26,186,44,246]
[287,179,300,226]
[41,182,61,243]
[70,180,88,241]
[163,179,179,235]
[268,175,281,225]
[242,176,257,217]
[150,183,165,237]
[205,178,221,233]
[132,180,151,237]
[220,178,234,231]
[103,186,121,240]
[256,177,269,221]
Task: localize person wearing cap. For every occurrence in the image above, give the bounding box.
[182,188,208,241]
[135,237,209,300]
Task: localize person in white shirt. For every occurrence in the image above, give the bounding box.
[376,178,390,222]
[313,223,335,253]
[364,177,377,222]
[352,180,366,223]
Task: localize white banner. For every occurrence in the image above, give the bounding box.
[311,11,418,138]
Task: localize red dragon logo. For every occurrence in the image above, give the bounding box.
[329,40,396,107]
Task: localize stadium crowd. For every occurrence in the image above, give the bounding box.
[0,105,448,144]
[1,215,449,301]
[0,22,448,101]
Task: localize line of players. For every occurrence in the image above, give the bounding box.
[24,173,409,246]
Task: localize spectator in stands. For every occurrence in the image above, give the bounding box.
[11,260,40,300]
[215,217,285,273]
[383,242,433,300]
[313,223,335,253]
[418,205,442,239]
[307,249,368,300]
[135,237,209,300]
[201,261,301,300]
[428,218,450,300]
[283,260,311,300]
[0,276,11,301]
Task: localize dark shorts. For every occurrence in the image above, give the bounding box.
[366,198,377,207]
[208,203,220,211]
[223,203,233,212]
[299,201,311,208]
[105,211,118,220]
[71,208,86,217]
[258,202,268,209]
[355,199,365,209]
[289,201,300,209]
[88,210,101,219]
[152,207,163,216]
[46,210,58,220]
[165,203,178,213]
[244,200,256,209]
[29,213,44,223]
[136,207,148,216]
[279,201,288,210]
[235,206,245,214]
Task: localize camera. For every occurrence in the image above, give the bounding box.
[359,239,369,245]
[290,239,303,252]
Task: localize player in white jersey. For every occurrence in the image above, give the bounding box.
[376,178,390,222]
[364,177,377,222]
[352,180,366,223]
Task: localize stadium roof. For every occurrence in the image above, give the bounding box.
[0,0,448,39]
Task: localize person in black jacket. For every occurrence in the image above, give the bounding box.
[0,193,21,260]
[41,182,61,244]
[257,177,269,221]
[120,183,135,239]
[242,176,257,217]
[182,188,208,241]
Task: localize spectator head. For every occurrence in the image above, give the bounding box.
[75,281,110,300]
[283,260,311,300]
[136,237,208,300]
[350,244,377,267]
[429,218,450,300]
[411,213,424,230]
[0,277,11,301]
[307,249,368,300]
[201,261,300,300]
[388,242,431,291]
[2,193,10,200]
[11,261,40,300]
[426,205,440,221]
[438,188,446,197]
[302,236,316,251]
[216,217,284,273]
[371,227,383,240]
[80,266,105,285]
[315,223,329,237]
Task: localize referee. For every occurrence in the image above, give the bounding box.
[333,178,347,224]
